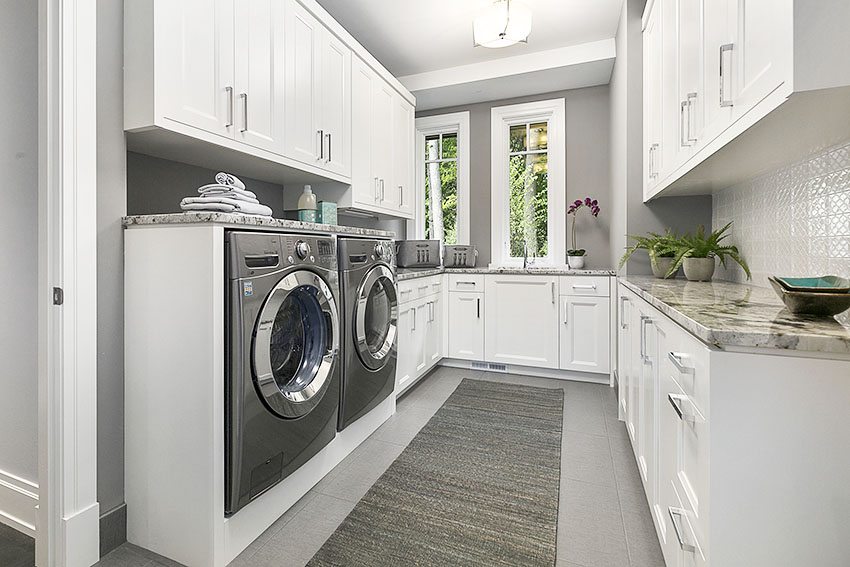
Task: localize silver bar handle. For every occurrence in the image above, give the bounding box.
[551,281,555,303]
[668,352,695,375]
[375,177,380,201]
[648,145,653,178]
[317,130,324,160]
[429,301,435,322]
[639,315,651,362]
[720,43,734,107]
[239,93,248,132]
[687,92,698,143]
[325,133,332,163]
[477,297,481,318]
[620,297,628,329]
[411,307,416,331]
[668,507,696,553]
[225,86,234,127]
[668,393,705,424]
[563,300,568,325]
[680,101,688,147]
[381,179,385,201]
[572,284,597,290]
[399,185,403,207]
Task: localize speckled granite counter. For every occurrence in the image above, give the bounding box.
[620,276,850,355]
[122,212,396,239]
[396,267,616,281]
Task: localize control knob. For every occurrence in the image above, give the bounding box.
[374,243,385,259]
[294,240,311,260]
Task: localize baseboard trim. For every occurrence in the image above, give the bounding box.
[439,358,610,384]
[61,502,100,567]
[0,469,39,537]
[100,503,127,557]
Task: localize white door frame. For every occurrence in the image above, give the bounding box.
[37,0,100,565]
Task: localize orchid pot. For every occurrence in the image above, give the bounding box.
[567,197,601,270]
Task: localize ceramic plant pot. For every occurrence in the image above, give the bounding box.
[651,257,676,279]
[567,255,586,269]
[683,257,716,281]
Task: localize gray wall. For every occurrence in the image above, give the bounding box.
[609,0,712,276]
[0,0,38,484]
[417,86,612,269]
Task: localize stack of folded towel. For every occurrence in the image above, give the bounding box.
[180,172,273,217]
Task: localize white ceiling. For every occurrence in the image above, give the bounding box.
[316,0,625,77]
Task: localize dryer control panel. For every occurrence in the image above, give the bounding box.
[226,232,337,280]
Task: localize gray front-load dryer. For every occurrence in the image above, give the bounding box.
[225,231,340,516]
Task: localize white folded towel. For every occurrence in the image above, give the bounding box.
[197,183,259,203]
[181,202,237,213]
[214,172,246,191]
[181,196,272,216]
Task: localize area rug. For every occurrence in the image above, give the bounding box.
[307,378,564,567]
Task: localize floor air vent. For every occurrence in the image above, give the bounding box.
[469,361,509,373]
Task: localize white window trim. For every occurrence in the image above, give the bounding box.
[410,112,471,244]
[490,99,566,268]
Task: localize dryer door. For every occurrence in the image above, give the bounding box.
[353,265,399,371]
[252,270,339,419]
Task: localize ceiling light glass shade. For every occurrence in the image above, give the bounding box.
[473,0,532,49]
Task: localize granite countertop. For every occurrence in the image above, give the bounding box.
[122,212,396,238]
[620,276,850,355]
[397,266,616,281]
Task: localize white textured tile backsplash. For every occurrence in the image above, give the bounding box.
[713,139,850,288]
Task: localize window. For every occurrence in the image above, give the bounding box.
[491,99,565,266]
[412,113,470,244]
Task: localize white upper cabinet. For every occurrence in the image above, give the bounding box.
[283,0,351,176]
[643,0,850,200]
[125,0,415,200]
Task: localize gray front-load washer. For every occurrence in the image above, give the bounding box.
[225,231,340,516]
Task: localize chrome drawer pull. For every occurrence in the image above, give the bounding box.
[639,315,652,362]
[668,393,705,424]
[668,507,696,553]
[456,281,477,286]
[619,297,628,329]
[668,352,695,375]
[572,284,597,290]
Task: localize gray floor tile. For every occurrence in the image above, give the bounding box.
[481,371,569,390]
[563,393,608,436]
[313,439,405,503]
[397,369,464,410]
[556,561,587,567]
[602,387,630,440]
[619,490,666,567]
[95,544,155,567]
[368,405,436,446]
[251,494,355,567]
[609,435,645,495]
[561,431,617,488]
[558,479,629,567]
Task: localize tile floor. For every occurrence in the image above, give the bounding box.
[97,367,664,567]
[0,521,35,567]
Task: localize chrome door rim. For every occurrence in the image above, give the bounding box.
[353,265,398,371]
[253,270,339,419]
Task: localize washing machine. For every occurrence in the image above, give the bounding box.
[225,231,340,516]
[337,237,398,431]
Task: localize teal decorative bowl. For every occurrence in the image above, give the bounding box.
[769,277,850,317]
[774,275,850,294]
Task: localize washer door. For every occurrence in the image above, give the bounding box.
[252,270,339,419]
[353,265,398,371]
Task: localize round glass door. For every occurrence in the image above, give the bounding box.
[252,270,339,419]
[354,265,398,371]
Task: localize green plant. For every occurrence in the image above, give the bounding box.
[667,222,751,279]
[618,229,680,270]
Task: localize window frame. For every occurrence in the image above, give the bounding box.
[411,112,471,244]
[490,99,566,267]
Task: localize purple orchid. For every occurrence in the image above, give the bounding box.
[567,196,602,256]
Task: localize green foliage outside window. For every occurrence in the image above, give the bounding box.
[425,134,458,244]
[508,125,548,258]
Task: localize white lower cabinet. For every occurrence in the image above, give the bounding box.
[448,291,484,360]
[396,278,444,395]
[484,275,560,369]
[558,295,610,374]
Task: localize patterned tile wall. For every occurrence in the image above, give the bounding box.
[713,138,850,289]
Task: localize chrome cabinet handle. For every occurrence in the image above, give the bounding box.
[720,43,734,107]
[417,285,429,290]
[668,352,695,375]
[325,133,332,163]
[551,281,555,304]
[456,281,477,286]
[477,297,481,318]
[412,307,416,331]
[687,92,698,143]
[399,185,403,207]
[375,177,380,201]
[639,315,651,362]
[239,93,248,132]
[381,179,385,201]
[619,297,628,329]
[680,101,690,147]
[668,507,696,553]
[317,130,324,160]
[668,393,705,424]
[563,301,569,325]
[572,284,597,290]
[225,86,234,127]
[429,301,435,322]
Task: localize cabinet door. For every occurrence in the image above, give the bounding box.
[732,0,792,120]
[371,81,395,210]
[158,0,234,138]
[413,301,430,376]
[643,0,663,196]
[392,94,415,217]
[448,292,484,360]
[702,0,736,144]
[351,58,379,208]
[395,302,416,393]
[320,30,351,177]
[617,294,632,419]
[425,295,443,370]
[559,295,611,374]
[233,0,285,153]
[675,0,705,163]
[283,0,321,165]
[484,276,560,369]
[627,303,643,445]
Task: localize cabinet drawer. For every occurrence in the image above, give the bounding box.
[448,274,484,292]
[399,275,442,302]
[666,327,710,419]
[560,275,610,297]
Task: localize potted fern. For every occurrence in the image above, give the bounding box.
[619,229,680,279]
[668,222,751,281]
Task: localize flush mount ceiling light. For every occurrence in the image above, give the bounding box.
[473,0,533,49]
